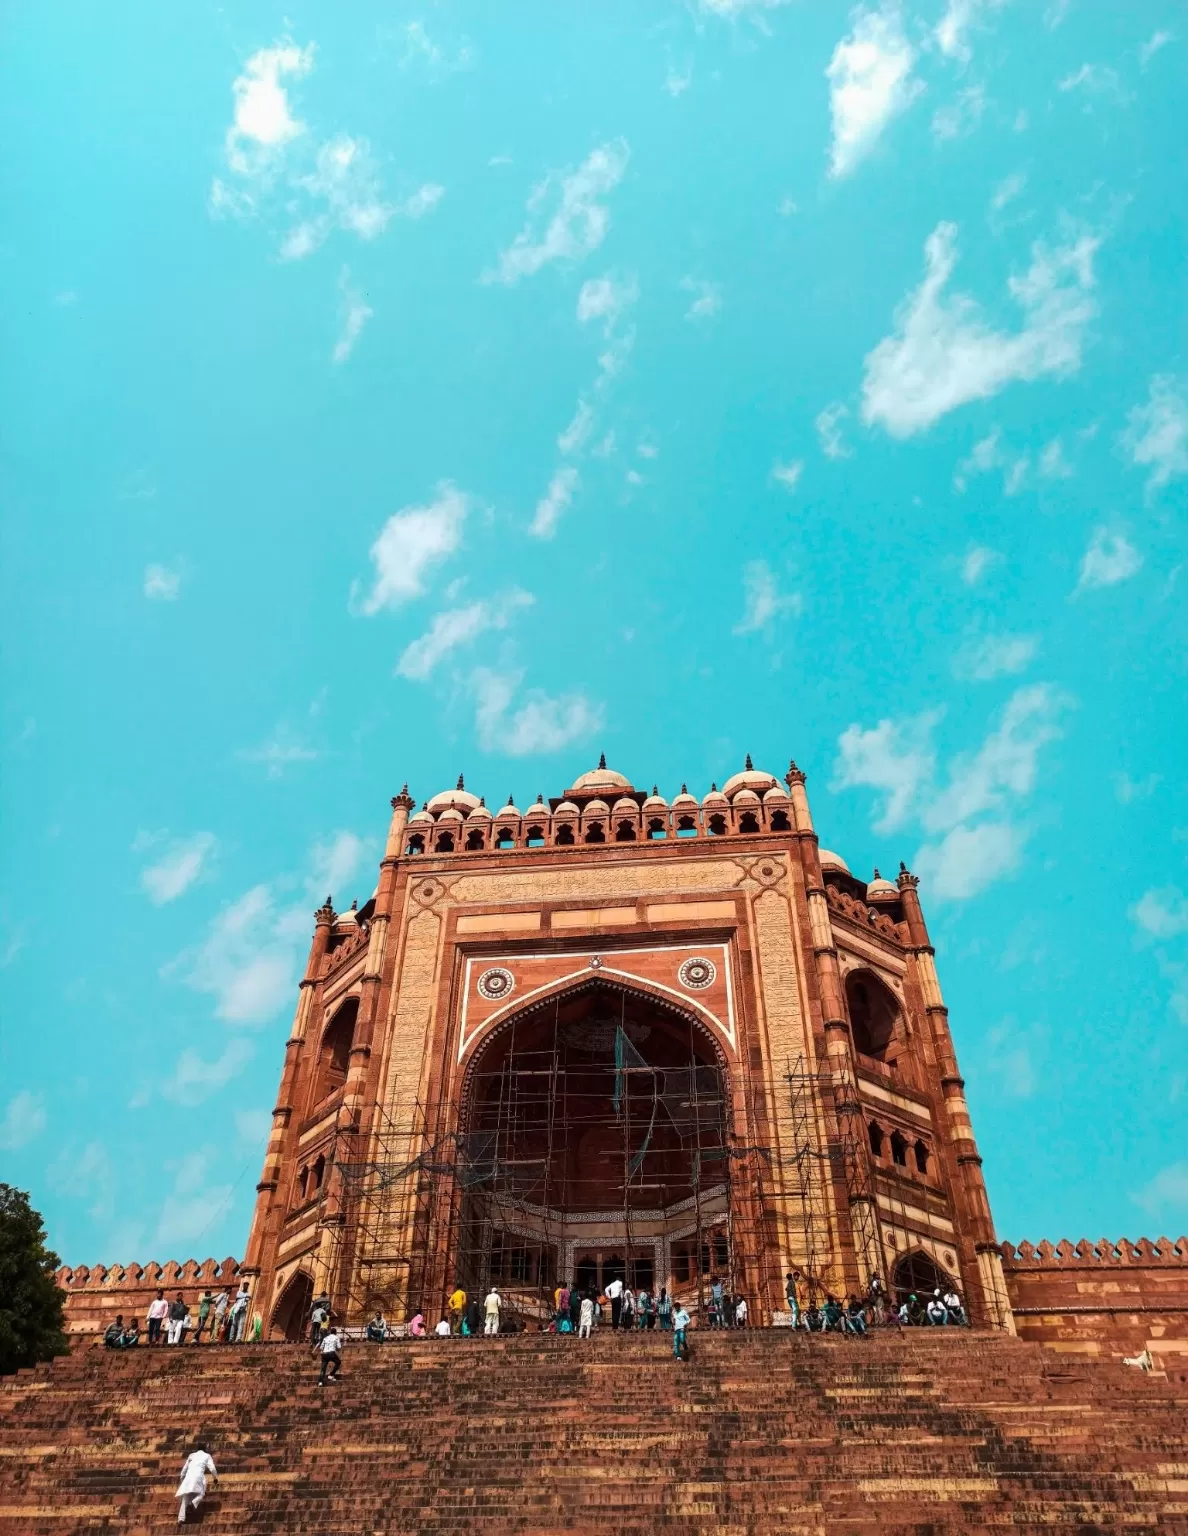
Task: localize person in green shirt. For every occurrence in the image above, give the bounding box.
[195,1290,214,1344]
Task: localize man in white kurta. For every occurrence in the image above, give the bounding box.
[175,1446,217,1523]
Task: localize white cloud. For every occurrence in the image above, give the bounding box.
[665,62,693,97]
[1137,1162,1188,1218]
[982,1019,1036,1097]
[282,134,394,260]
[531,466,580,539]
[237,729,319,778]
[399,21,473,78]
[473,669,601,756]
[0,1090,46,1151]
[815,402,852,459]
[1058,62,1126,100]
[235,1108,274,1148]
[826,3,923,179]
[778,195,799,217]
[733,561,802,636]
[681,277,722,322]
[50,1140,115,1219]
[1139,29,1174,68]
[916,823,1024,899]
[356,482,469,612]
[144,564,180,601]
[139,831,218,905]
[309,829,371,900]
[576,273,638,333]
[154,1149,234,1250]
[991,171,1026,213]
[332,268,373,365]
[1131,886,1188,941]
[163,1039,254,1108]
[699,0,793,13]
[1115,772,1160,805]
[935,0,1004,65]
[835,685,1069,899]
[1122,375,1188,493]
[1038,437,1073,479]
[961,545,1001,585]
[1075,528,1142,593]
[178,884,306,1026]
[402,183,445,219]
[771,459,804,492]
[558,399,595,456]
[832,710,941,833]
[862,221,1099,437]
[1044,0,1070,26]
[397,591,534,680]
[953,632,1038,681]
[224,39,315,177]
[953,427,1028,494]
[931,85,986,142]
[485,140,629,285]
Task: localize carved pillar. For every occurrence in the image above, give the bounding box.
[897,865,1014,1331]
[244,898,335,1332]
[785,762,883,1295]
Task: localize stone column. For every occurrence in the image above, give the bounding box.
[785,763,884,1294]
[243,898,335,1331]
[897,865,1014,1332]
[315,788,416,1316]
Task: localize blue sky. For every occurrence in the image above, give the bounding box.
[1,1,1185,1267]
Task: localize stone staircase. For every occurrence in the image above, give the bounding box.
[1,1329,1186,1533]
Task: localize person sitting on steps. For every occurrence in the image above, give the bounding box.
[366,1310,387,1342]
[104,1315,125,1348]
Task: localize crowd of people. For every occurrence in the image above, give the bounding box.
[102,1282,256,1349]
[782,1270,968,1333]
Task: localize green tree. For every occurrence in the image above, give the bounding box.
[0,1184,69,1375]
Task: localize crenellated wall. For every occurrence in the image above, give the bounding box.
[1001,1236,1188,1369]
[55,1257,243,1340]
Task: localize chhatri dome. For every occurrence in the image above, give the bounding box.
[566,753,633,798]
[722,754,780,799]
[427,774,482,816]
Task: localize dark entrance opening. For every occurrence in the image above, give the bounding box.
[270,1270,314,1343]
[892,1249,947,1306]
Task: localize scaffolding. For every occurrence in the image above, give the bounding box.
[310,989,791,1328]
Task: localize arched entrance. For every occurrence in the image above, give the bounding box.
[453,982,738,1318]
[892,1249,947,1306]
[270,1270,313,1342]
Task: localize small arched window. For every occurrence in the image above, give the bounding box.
[494,829,515,849]
[584,822,605,844]
[526,825,545,848]
[405,834,425,856]
[465,829,484,851]
[914,1140,930,1176]
[770,809,791,832]
[707,814,727,837]
[298,1165,309,1201]
[615,820,636,842]
[738,811,760,834]
[890,1131,908,1167]
[312,1154,326,1190]
[317,999,358,1102]
[648,818,666,840]
[845,970,902,1064]
[556,824,575,846]
[435,831,455,852]
[868,1122,884,1158]
[676,816,698,838]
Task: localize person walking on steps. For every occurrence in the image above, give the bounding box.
[484,1285,502,1336]
[604,1275,624,1330]
[578,1293,595,1339]
[672,1304,691,1361]
[175,1444,217,1524]
[317,1323,343,1385]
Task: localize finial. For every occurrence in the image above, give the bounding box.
[456,773,465,791]
[745,753,753,771]
[651,785,658,796]
[537,791,543,805]
[480,796,486,806]
[785,759,805,787]
[391,783,415,810]
[598,752,607,770]
[873,867,881,879]
[316,894,335,923]
[507,792,515,806]
[899,861,907,873]
[681,783,688,794]
[350,899,357,910]
[711,781,717,792]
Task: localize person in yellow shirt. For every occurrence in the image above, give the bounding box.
[448,1287,466,1336]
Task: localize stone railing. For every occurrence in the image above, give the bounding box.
[1001,1236,1188,1266]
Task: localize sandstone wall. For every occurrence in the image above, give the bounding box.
[1001,1237,1188,1369]
[56,1258,243,1340]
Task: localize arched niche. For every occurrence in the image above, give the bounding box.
[844,968,903,1067]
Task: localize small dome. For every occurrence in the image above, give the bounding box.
[494,800,519,820]
[733,787,761,806]
[334,909,357,928]
[671,784,699,808]
[554,800,580,817]
[702,787,727,807]
[568,754,633,797]
[611,797,639,816]
[723,756,779,799]
[466,803,492,822]
[437,806,465,824]
[524,794,549,818]
[867,869,898,903]
[763,784,790,803]
[582,798,610,817]
[427,775,482,815]
[818,849,850,874]
[642,790,668,811]
[408,806,434,826]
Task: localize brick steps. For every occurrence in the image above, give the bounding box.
[1,1330,1186,1533]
